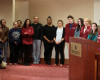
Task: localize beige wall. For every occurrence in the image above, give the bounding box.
[15,0,29,23]
[29,0,94,26]
[94,0,100,24]
[0,0,13,28]
[94,0,100,30]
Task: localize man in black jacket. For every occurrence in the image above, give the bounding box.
[32,16,43,64]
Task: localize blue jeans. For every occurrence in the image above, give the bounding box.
[33,40,41,63]
[1,41,8,62]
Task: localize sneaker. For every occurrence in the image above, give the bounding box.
[5,62,7,65]
[67,65,69,68]
[15,63,17,66]
[36,62,39,64]
[9,63,12,66]
[60,64,63,67]
[53,64,57,66]
[33,62,37,64]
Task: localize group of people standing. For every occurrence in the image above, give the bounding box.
[0,15,100,67]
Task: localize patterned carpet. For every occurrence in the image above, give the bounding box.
[0,64,69,80]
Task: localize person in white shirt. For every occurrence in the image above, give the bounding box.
[53,20,65,67]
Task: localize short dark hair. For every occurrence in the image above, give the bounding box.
[17,20,22,24]
[89,22,98,35]
[76,18,84,31]
[47,16,52,20]
[23,19,32,28]
[0,19,6,26]
[67,15,74,19]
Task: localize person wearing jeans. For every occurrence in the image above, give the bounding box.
[32,16,43,64]
[0,19,9,63]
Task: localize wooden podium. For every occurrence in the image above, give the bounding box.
[69,37,100,80]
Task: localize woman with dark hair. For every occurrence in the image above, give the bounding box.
[87,23,98,42]
[53,20,65,67]
[21,19,34,66]
[74,18,84,37]
[0,22,6,68]
[43,16,55,65]
[8,21,21,66]
[0,19,9,63]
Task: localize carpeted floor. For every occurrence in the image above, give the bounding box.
[0,64,69,80]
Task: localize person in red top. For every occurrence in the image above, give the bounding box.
[21,19,34,66]
[80,18,91,39]
[65,15,77,43]
[64,15,77,68]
